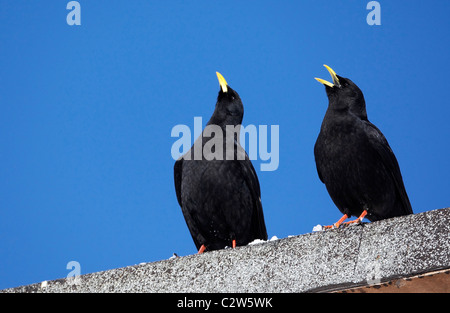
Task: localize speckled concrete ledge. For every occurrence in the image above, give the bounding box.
[2,208,449,293]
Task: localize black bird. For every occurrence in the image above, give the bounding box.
[314,65,413,229]
[174,72,267,253]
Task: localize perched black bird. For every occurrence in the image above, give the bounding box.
[174,72,267,253]
[314,65,413,228]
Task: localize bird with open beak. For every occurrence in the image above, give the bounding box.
[314,65,413,229]
[174,72,268,253]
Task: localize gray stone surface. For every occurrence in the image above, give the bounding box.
[2,208,449,293]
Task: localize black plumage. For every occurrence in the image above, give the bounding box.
[174,73,267,252]
[314,65,413,226]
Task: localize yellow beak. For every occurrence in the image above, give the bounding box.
[315,64,341,88]
[216,72,228,93]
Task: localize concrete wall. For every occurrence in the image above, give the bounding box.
[2,208,449,293]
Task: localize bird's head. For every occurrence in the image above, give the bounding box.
[315,65,367,119]
[211,72,244,126]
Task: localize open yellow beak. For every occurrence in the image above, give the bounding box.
[315,64,341,88]
[216,72,228,93]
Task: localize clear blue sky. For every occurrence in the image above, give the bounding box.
[1,1,449,290]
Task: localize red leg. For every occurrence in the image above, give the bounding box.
[197,245,206,254]
[342,210,367,226]
[323,214,349,229]
[232,239,236,249]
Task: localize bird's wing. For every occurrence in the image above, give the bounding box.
[238,149,268,240]
[363,121,413,214]
[313,138,325,184]
[173,157,183,207]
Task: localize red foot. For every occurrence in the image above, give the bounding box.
[323,214,348,229]
[323,210,368,229]
[342,210,367,226]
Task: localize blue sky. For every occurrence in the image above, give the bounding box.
[1,1,449,290]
